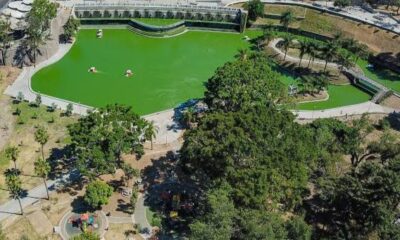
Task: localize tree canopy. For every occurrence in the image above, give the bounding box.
[204,53,287,112]
[84,180,113,209]
[68,104,149,179]
[246,0,264,21]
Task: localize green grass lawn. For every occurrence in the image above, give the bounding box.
[32,29,373,114]
[271,64,371,110]
[132,18,182,26]
[297,84,371,110]
[357,59,400,93]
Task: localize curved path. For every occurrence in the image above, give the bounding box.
[269,38,339,69]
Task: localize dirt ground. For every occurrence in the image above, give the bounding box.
[0,66,20,151]
[381,95,400,109]
[104,223,143,240]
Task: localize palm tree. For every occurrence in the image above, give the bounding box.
[322,41,339,72]
[0,19,11,65]
[280,11,295,32]
[34,126,49,160]
[236,49,249,61]
[263,30,275,46]
[353,44,369,64]
[5,146,19,169]
[4,169,24,215]
[281,35,293,61]
[298,40,308,67]
[34,158,50,200]
[307,42,317,68]
[144,122,158,150]
[338,50,353,70]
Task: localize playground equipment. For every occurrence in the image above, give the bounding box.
[68,213,99,232]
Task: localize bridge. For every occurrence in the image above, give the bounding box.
[344,68,391,104]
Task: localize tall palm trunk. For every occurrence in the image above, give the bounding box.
[1,49,5,66]
[43,177,49,200]
[13,160,16,169]
[284,49,288,61]
[299,56,303,67]
[17,197,23,215]
[324,60,328,72]
[308,57,312,68]
[150,137,153,150]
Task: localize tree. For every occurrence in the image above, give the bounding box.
[4,169,24,215]
[246,0,264,21]
[84,180,113,209]
[122,163,138,186]
[26,0,57,64]
[65,103,73,116]
[280,11,295,32]
[342,115,374,167]
[35,94,41,106]
[306,41,318,68]
[263,29,275,46]
[180,106,314,209]
[298,39,308,67]
[68,104,148,179]
[286,216,312,240]
[334,0,351,8]
[34,158,50,200]
[0,19,11,66]
[322,41,339,72]
[34,126,49,160]
[204,53,287,112]
[17,92,24,102]
[63,17,80,41]
[189,184,235,240]
[144,121,158,150]
[313,161,400,238]
[337,49,353,70]
[5,146,19,169]
[71,232,100,240]
[281,34,293,61]
[49,102,57,112]
[235,49,249,61]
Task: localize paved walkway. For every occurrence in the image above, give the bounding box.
[134,193,152,239]
[269,38,339,69]
[0,170,79,222]
[293,101,396,119]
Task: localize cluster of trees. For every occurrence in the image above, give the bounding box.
[177,41,400,239]
[67,104,155,209]
[25,0,57,64]
[265,28,370,73]
[63,17,80,42]
[180,53,316,239]
[3,126,50,215]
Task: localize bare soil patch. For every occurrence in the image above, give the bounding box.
[104,223,143,240]
[381,95,400,109]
